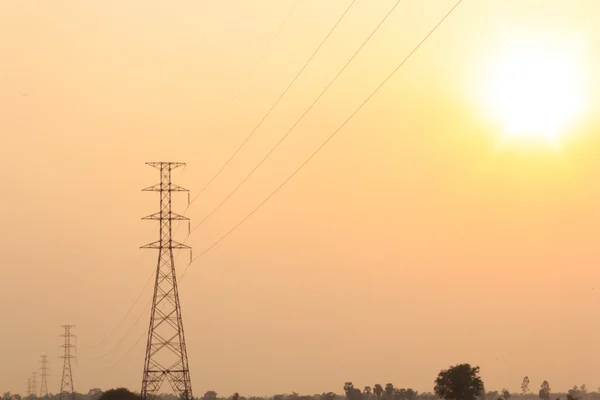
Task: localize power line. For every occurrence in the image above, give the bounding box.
[180,0,465,278]
[93,0,464,370]
[188,0,402,235]
[84,272,153,349]
[223,0,302,111]
[97,329,148,372]
[93,300,151,361]
[195,0,302,159]
[187,0,300,166]
[189,0,359,205]
[169,0,360,277]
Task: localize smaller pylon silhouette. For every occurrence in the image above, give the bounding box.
[58,325,76,400]
[31,372,37,398]
[26,378,32,398]
[40,355,50,397]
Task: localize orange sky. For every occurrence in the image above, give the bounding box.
[1,0,600,397]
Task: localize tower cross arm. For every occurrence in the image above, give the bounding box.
[142,183,188,192]
[141,241,191,250]
[145,162,186,169]
[142,212,189,221]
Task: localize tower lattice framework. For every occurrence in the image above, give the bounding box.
[40,355,50,397]
[141,162,193,400]
[58,325,76,400]
[31,373,37,398]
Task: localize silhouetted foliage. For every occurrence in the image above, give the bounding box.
[434,363,484,400]
[97,388,139,400]
[522,379,530,395]
[385,386,395,400]
[374,386,384,400]
[502,389,511,400]
[322,393,338,400]
[539,381,551,400]
[203,392,218,400]
[344,382,364,400]
[567,387,582,400]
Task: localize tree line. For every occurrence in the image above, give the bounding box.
[3,363,598,400]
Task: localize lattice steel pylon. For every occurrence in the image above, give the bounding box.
[31,373,37,398]
[58,325,76,400]
[40,355,50,397]
[27,378,32,398]
[141,162,193,400]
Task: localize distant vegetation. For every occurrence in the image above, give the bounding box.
[3,364,598,400]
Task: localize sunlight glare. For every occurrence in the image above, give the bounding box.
[484,38,585,146]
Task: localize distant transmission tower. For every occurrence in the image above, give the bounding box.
[27,378,32,398]
[31,372,37,398]
[141,162,193,400]
[58,325,76,400]
[40,355,50,397]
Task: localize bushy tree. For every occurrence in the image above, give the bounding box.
[385,386,394,400]
[97,388,139,400]
[344,382,364,400]
[434,363,484,400]
[374,386,384,400]
[567,386,581,400]
[538,381,551,400]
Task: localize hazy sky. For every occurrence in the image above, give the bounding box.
[2,0,600,397]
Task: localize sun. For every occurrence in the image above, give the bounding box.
[483,37,586,146]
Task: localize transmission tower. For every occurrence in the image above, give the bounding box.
[141,162,193,400]
[31,373,37,398]
[58,325,76,400]
[40,355,50,397]
[26,378,32,398]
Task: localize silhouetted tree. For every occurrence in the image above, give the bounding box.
[321,393,337,400]
[522,378,530,395]
[434,363,484,400]
[394,390,406,400]
[502,389,510,400]
[364,388,372,400]
[202,392,217,400]
[374,386,384,400]
[538,381,551,400]
[87,389,102,400]
[97,388,139,400]
[344,382,364,400]
[231,393,240,400]
[393,389,417,400]
[385,385,395,400]
[568,386,582,400]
